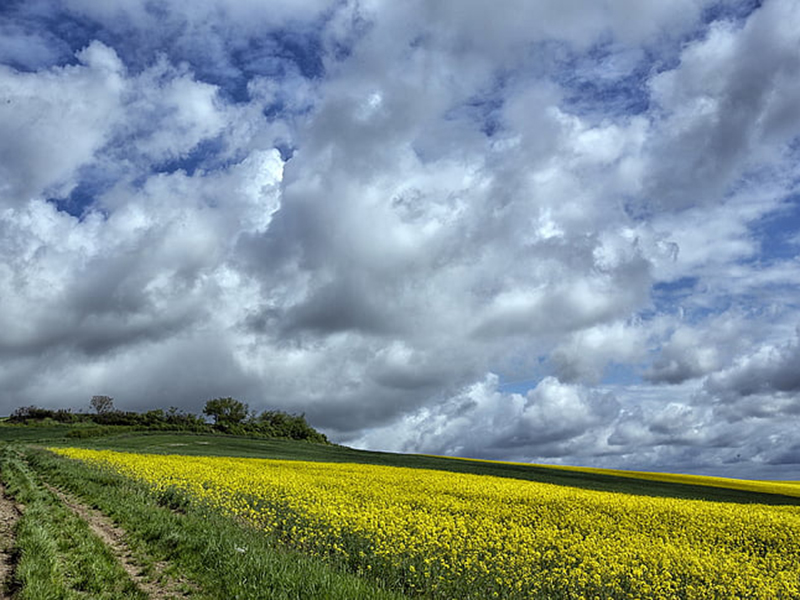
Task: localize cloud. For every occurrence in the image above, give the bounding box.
[351,374,620,460]
[1,0,800,477]
[704,330,800,419]
[0,21,68,70]
[643,0,800,210]
[644,314,753,385]
[551,320,647,384]
[0,41,124,205]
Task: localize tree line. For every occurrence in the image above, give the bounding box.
[7,396,329,444]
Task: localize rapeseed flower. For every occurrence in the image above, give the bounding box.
[52,447,800,599]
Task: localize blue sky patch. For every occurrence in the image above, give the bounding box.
[153,137,228,177]
[3,0,800,477]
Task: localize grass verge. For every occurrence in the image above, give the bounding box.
[23,446,406,600]
[0,445,146,600]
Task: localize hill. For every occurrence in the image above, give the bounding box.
[2,423,799,599]
[4,421,797,506]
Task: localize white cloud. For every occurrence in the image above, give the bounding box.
[62,0,337,32]
[0,22,66,70]
[551,320,647,384]
[129,63,227,163]
[0,41,124,205]
[643,0,800,210]
[351,374,620,460]
[2,0,800,477]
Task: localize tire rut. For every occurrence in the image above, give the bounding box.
[42,482,196,600]
[0,484,22,599]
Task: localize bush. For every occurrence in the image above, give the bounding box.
[66,426,118,439]
[9,406,56,423]
[7,401,328,444]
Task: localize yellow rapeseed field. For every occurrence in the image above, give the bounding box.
[427,455,800,499]
[52,448,800,599]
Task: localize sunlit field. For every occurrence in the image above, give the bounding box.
[53,447,800,600]
[431,455,800,499]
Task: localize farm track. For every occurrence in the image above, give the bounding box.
[42,481,195,600]
[0,484,21,599]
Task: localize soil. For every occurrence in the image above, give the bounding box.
[44,483,197,600]
[0,484,21,599]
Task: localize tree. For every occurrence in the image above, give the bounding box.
[90,395,115,414]
[254,410,329,443]
[203,397,248,426]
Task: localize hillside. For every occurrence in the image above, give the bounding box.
[1,423,799,599]
[4,422,798,506]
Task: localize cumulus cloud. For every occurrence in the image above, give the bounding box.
[352,374,620,460]
[704,330,800,420]
[0,41,124,204]
[1,0,800,477]
[643,0,800,210]
[551,320,647,384]
[644,313,754,385]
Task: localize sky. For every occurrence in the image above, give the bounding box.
[1,0,799,478]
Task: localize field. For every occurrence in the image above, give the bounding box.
[0,428,799,598]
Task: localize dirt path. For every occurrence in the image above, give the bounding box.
[43,483,195,600]
[0,484,21,599]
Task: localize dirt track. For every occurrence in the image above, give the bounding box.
[45,482,194,600]
[0,483,21,599]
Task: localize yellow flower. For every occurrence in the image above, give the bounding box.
[51,447,800,600]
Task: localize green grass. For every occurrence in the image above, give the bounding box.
[52,430,800,506]
[5,424,800,599]
[0,423,74,442]
[0,446,146,600]
[21,446,406,600]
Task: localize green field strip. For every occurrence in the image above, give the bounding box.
[42,431,800,506]
[427,455,800,500]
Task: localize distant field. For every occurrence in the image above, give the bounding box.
[55,446,800,600]
[2,423,798,504]
[42,430,800,506]
[3,426,800,598]
[0,423,74,441]
[432,455,800,501]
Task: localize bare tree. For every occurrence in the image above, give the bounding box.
[90,395,115,414]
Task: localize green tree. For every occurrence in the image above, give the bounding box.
[202,397,248,426]
[254,410,329,443]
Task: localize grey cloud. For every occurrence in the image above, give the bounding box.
[644,308,773,385]
[767,444,800,466]
[280,276,395,336]
[597,381,800,477]
[550,321,646,384]
[352,375,621,460]
[642,1,800,210]
[13,331,262,416]
[471,254,651,340]
[362,341,475,395]
[2,0,800,479]
[646,330,721,384]
[607,402,709,449]
[647,357,711,385]
[705,331,800,400]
